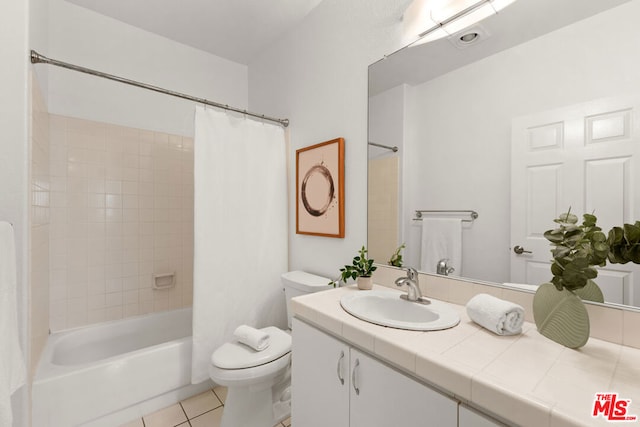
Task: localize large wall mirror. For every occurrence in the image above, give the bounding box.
[368,0,640,309]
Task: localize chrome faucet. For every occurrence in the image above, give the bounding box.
[394,267,429,304]
[436,258,455,276]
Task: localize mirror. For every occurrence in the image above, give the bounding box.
[368,0,640,308]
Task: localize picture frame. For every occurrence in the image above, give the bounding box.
[296,137,345,238]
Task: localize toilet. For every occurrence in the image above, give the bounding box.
[209,270,330,427]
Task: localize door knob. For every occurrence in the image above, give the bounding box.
[513,245,532,255]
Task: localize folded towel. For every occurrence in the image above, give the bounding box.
[0,222,26,427]
[466,294,524,336]
[234,325,270,351]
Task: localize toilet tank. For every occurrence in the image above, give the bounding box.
[282,271,331,329]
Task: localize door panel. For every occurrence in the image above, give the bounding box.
[291,319,349,427]
[349,349,457,427]
[511,95,640,305]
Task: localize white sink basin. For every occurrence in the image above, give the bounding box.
[340,290,460,331]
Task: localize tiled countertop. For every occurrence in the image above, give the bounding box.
[292,284,640,427]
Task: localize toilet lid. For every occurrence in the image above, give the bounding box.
[211,326,292,369]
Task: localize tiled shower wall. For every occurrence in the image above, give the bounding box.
[49,115,194,331]
[367,155,399,264]
[30,73,50,373]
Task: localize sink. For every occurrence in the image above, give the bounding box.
[340,290,460,331]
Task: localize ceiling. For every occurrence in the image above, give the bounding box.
[369,0,630,96]
[64,0,324,65]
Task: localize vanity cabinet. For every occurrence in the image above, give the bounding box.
[291,318,458,427]
[291,318,350,427]
[459,404,505,427]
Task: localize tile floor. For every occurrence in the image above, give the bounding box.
[119,386,291,427]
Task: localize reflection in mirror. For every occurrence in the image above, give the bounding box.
[368,0,640,308]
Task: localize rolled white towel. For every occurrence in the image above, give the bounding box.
[466,294,524,336]
[234,325,270,351]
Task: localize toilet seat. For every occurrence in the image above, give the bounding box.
[209,351,291,387]
[212,326,291,369]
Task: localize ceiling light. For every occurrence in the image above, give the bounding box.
[459,32,479,43]
[404,0,517,47]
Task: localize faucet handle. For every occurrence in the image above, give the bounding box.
[406,267,418,281]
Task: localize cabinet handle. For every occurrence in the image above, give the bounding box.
[352,358,360,395]
[336,350,345,385]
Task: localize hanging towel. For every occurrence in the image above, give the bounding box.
[234,325,271,351]
[0,222,26,426]
[466,293,525,335]
[191,108,287,384]
[420,218,462,275]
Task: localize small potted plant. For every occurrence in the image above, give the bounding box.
[339,246,377,290]
[388,243,406,267]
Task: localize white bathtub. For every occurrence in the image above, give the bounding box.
[32,308,212,427]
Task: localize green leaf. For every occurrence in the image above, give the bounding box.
[624,223,640,243]
[583,213,597,227]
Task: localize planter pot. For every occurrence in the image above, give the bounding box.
[356,276,373,290]
[533,282,590,348]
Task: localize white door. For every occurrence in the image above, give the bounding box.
[291,319,350,427]
[349,349,457,427]
[511,95,640,305]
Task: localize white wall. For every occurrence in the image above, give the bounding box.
[46,0,249,137]
[248,0,412,279]
[369,85,406,160]
[403,1,640,283]
[1,0,30,425]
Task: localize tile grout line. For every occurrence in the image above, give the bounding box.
[177,400,191,427]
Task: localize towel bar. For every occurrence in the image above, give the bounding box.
[413,210,478,222]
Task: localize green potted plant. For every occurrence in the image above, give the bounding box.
[534,210,640,348]
[339,246,377,290]
[388,243,406,267]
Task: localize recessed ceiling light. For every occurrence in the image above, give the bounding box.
[448,24,489,50]
[459,32,479,43]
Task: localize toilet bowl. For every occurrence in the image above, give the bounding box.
[209,271,330,427]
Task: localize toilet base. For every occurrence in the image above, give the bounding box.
[220,374,291,427]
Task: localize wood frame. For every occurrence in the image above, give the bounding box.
[296,137,345,238]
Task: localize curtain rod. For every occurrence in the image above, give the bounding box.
[30,50,289,128]
[368,141,398,152]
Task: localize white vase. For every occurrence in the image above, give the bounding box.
[356,276,373,290]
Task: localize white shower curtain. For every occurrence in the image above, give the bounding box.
[191,107,288,384]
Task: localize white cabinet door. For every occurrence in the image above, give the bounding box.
[291,319,350,427]
[459,404,505,427]
[349,349,457,427]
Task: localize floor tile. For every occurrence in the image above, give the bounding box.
[143,403,188,427]
[181,389,222,419]
[189,406,224,427]
[213,386,227,404]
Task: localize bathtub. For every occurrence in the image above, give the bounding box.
[32,308,212,427]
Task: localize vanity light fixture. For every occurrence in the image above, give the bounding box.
[406,0,517,46]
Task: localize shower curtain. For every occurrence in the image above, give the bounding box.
[191,107,288,384]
